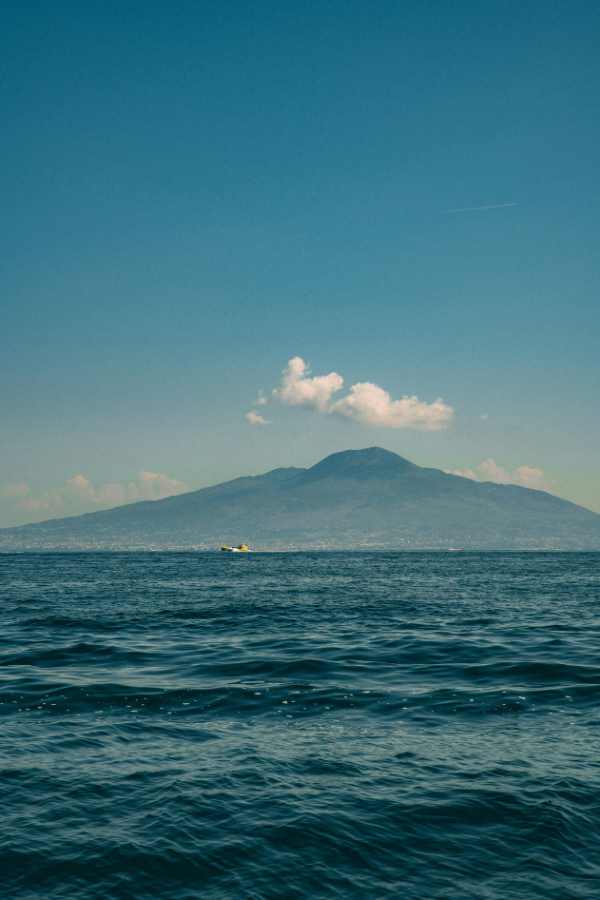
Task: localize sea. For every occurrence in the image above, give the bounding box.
[1,551,599,900]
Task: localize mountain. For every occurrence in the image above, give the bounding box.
[2,447,600,550]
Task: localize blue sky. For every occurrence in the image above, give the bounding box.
[2,0,599,526]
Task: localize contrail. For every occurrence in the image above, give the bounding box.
[447,202,518,213]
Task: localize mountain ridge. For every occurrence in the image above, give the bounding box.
[2,447,599,550]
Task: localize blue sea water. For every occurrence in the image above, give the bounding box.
[1,552,600,900]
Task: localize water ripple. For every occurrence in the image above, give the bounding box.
[1,551,600,899]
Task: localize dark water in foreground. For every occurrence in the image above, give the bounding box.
[1,552,600,899]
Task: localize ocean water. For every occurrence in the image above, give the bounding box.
[1,552,600,900]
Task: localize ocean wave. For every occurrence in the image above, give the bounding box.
[1,551,600,899]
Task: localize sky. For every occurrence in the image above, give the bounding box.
[2,0,599,527]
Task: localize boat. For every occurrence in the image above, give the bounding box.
[220,544,251,553]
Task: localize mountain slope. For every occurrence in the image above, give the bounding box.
[2,448,600,550]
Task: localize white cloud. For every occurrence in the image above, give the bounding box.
[67,474,95,499]
[448,459,548,489]
[2,482,31,498]
[265,356,453,431]
[513,465,546,489]
[137,470,188,500]
[255,391,268,407]
[96,482,129,505]
[245,410,270,426]
[478,458,512,483]
[4,470,188,524]
[19,494,64,513]
[449,467,479,481]
[272,356,344,412]
[66,470,188,504]
[331,382,453,431]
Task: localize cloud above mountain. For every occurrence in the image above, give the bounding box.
[245,411,270,426]
[2,482,31,498]
[2,470,188,525]
[272,356,344,412]
[246,356,453,430]
[449,459,547,489]
[331,382,453,430]
[65,471,188,505]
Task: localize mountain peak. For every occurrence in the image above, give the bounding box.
[304,447,417,481]
[2,444,599,549]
